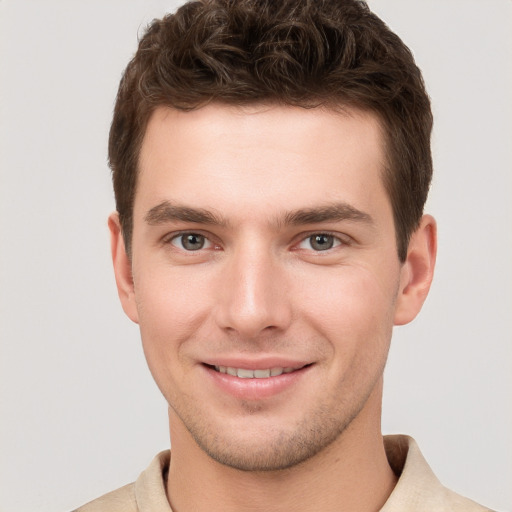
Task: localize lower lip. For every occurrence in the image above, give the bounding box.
[204,365,311,401]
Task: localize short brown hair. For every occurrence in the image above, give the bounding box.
[109,0,433,261]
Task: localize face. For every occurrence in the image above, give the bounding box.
[111,104,434,471]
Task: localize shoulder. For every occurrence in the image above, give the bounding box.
[442,488,495,512]
[71,450,171,512]
[71,483,137,512]
[382,435,494,512]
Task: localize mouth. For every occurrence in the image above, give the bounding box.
[208,364,308,379]
[203,362,313,400]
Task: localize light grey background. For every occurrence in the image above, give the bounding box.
[0,1,511,511]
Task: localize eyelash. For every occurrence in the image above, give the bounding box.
[163,231,348,253]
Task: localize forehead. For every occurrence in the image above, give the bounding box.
[136,103,389,221]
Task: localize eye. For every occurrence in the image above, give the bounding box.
[170,233,212,251]
[298,233,342,251]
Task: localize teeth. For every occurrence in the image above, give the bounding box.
[213,365,300,378]
[254,369,271,378]
[237,368,254,379]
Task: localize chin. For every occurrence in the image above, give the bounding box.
[186,407,356,472]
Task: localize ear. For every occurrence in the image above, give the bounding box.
[108,212,139,324]
[394,215,437,326]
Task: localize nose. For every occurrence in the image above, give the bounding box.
[214,243,293,339]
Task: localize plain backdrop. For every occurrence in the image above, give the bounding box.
[0,1,511,511]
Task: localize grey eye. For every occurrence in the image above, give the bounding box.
[171,233,208,251]
[297,233,341,251]
[309,234,335,251]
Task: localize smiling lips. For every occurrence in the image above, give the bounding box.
[213,365,302,378]
[203,357,314,401]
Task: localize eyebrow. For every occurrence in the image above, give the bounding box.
[145,201,229,227]
[144,200,373,228]
[282,203,373,226]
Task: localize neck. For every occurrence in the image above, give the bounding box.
[166,383,396,512]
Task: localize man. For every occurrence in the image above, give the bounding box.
[75,0,492,510]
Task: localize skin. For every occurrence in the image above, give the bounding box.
[110,104,436,512]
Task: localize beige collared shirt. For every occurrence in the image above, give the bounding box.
[74,435,493,512]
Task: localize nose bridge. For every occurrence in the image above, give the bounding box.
[216,237,291,337]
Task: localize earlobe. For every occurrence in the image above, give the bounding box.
[394,215,437,326]
[108,212,139,324]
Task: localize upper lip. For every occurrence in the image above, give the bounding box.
[202,357,311,370]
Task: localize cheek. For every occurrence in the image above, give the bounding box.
[133,266,214,379]
[297,265,398,354]
[136,263,211,327]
